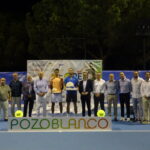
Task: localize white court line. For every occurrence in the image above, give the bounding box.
[0,129,149,133]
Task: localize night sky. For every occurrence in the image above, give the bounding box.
[0,0,39,13]
[0,0,149,71]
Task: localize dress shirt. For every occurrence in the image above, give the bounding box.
[140,80,150,97]
[34,79,49,94]
[83,80,87,92]
[119,78,131,94]
[0,85,11,101]
[9,80,22,97]
[131,77,144,98]
[93,79,105,94]
[105,80,119,94]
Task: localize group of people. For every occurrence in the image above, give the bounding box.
[0,69,150,123]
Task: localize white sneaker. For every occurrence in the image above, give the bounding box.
[120,117,125,121]
[127,118,130,122]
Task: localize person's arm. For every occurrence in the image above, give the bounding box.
[93,80,95,94]
[103,82,107,93]
[44,80,49,94]
[140,81,144,97]
[9,81,12,89]
[130,80,133,93]
[19,81,23,100]
[116,80,119,94]
[118,80,120,93]
[75,78,79,88]
[100,80,105,93]
[9,81,13,98]
[79,81,82,94]
[31,82,36,100]
[20,81,22,90]
[61,78,64,91]
[50,79,53,90]
[7,86,12,101]
[63,77,67,90]
[22,82,26,96]
[20,81,23,94]
[76,78,79,91]
[34,80,39,94]
[129,80,132,93]
[89,80,93,93]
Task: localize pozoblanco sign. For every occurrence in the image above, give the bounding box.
[8,117,112,131]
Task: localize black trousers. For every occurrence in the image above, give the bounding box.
[81,95,91,116]
[24,98,34,117]
[94,94,105,116]
[119,93,130,118]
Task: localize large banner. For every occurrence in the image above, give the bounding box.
[9,117,111,131]
[27,60,102,81]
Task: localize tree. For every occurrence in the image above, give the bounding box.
[0,13,28,71]
[26,0,123,63]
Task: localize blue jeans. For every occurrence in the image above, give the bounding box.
[132,98,143,120]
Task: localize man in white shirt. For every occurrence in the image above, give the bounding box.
[93,72,105,116]
[140,72,150,122]
[34,72,49,117]
[105,74,119,121]
[131,71,144,121]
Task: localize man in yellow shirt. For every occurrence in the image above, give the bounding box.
[50,69,63,114]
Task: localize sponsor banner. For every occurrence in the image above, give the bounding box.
[27,60,102,107]
[27,60,102,81]
[8,117,112,131]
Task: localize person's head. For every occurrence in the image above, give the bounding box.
[68,68,74,77]
[54,68,59,77]
[13,73,18,81]
[38,72,44,80]
[133,71,139,79]
[96,72,101,80]
[145,72,150,81]
[120,72,125,80]
[83,71,88,80]
[27,75,32,82]
[1,78,6,86]
[109,73,114,81]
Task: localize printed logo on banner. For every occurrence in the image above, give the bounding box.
[9,117,111,131]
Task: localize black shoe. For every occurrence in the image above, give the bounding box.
[132,118,137,122]
[142,120,149,124]
[4,119,8,121]
[113,118,118,121]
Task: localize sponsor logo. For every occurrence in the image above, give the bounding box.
[9,117,111,131]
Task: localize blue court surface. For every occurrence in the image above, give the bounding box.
[0,118,150,150]
[0,128,150,150]
[0,105,150,150]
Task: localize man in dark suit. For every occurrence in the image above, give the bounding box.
[9,73,22,117]
[79,72,93,117]
[22,75,36,117]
